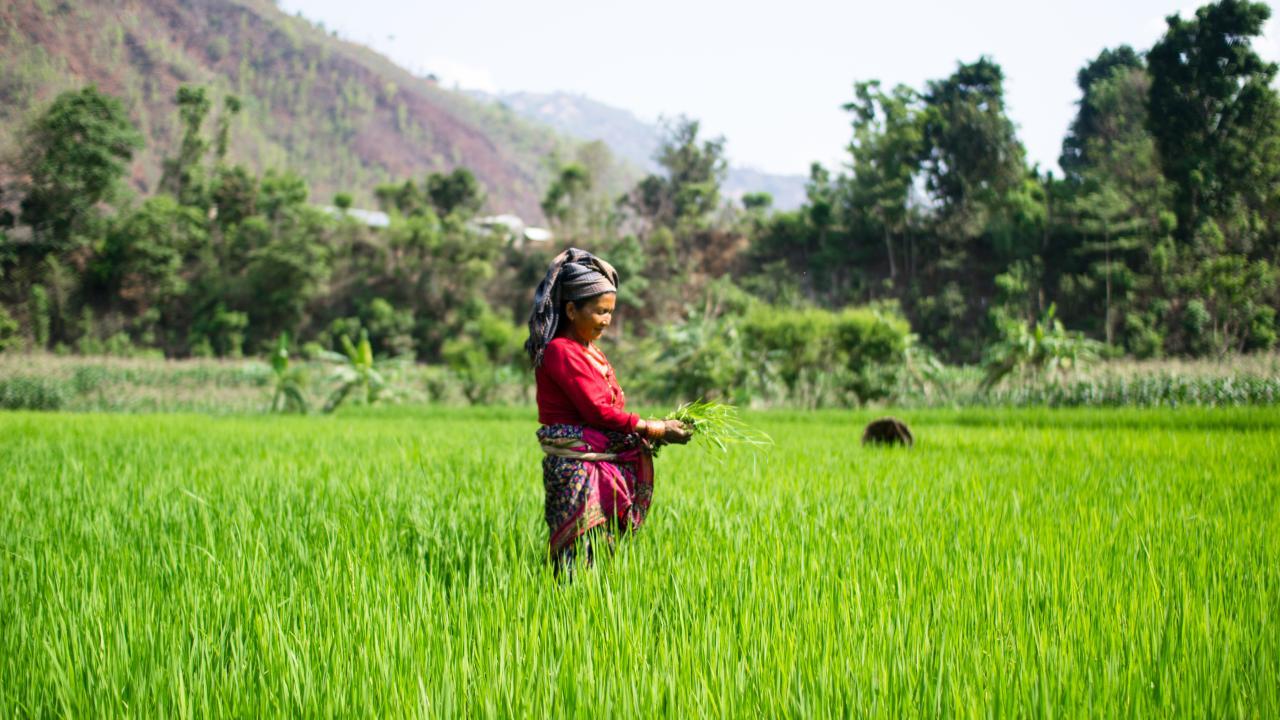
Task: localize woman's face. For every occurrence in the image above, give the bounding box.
[565,293,616,344]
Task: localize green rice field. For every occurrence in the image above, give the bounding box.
[2,407,1278,716]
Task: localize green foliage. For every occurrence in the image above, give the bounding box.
[189,304,248,358]
[920,57,1026,232]
[214,94,242,162]
[3,408,1278,714]
[661,399,772,453]
[540,162,591,234]
[1182,255,1278,354]
[1060,45,1144,176]
[640,302,750,404]
[269,333,308,413]
[29,285,50,349]
[362,298,415,358]
[323,329,385,413]
[18,86,143,250]
[0,306,19,353]
[440,308,524,405]
[741,192,772,211]
[425,168,485,219]
[159,85,213,207]
[1147,0,1280,249]
[625,117,726,231]
[981,304,1103,390]
[99,196,207,340]
[0,375,67,410]
[740,304,910,405]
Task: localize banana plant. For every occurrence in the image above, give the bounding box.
[322,329,385,413]
[981,304,1102,391]
[269,333,309,413]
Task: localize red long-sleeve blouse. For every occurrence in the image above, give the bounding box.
[536,336,639,433]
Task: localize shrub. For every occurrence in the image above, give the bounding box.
[441,310,524,405]
[740,305,909,405]
[0,376,68,411]
[0,306,18,352]
[1245,306,1277,352]
[1123,312,1164,359]
[1182,299,1213,355]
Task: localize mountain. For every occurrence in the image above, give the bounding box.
[485,91,810,211]
[0,0,579,219]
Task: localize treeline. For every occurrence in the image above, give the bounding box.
[0,82,553,368]
[2,0,1279,396]
[746,0,1280,362]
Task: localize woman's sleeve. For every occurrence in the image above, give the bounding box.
[544,342,639,433]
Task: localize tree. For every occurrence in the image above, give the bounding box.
[1147,0,1280,250]
[919,58,1026,237]
[1059,58,1174,349]
[18,86,143,251]
[914,58,1030,361]
[214,95,242,163]
[1060,46,1144,178]
[844,81,924,284]
[426,168,485,218]
[657,117,727,224]
[741,192,772,211]
[625,117,727,230]
[541,163,592,234]
[159,85,213,206]
[1182,254,1277,353]
[100,196,206,319]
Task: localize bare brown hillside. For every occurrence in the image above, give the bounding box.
[0,0,570,218]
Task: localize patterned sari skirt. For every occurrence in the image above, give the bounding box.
[537,424,654,559]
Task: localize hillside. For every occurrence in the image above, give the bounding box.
[0,0,576,218]
[488,90,810,210]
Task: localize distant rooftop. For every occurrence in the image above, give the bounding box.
[318,205,391,228]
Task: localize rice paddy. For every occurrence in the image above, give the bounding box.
[2,406,1278,716]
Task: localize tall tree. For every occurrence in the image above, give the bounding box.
[919,57,1026,239]
[541,163,592,236]
[1060,46,1144,179]
[18,86,143,252]
[1052,51,1177,351]
[159,86,213,207]
[425,168,486,219]
[1147,0,1280,251]
[626,117,727,231]
[843,81,923,284]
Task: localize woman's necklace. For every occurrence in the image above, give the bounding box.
[583,343,611,378]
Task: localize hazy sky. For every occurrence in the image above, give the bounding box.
[279,0,1280,177]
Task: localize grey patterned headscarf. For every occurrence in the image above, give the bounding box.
[525,247,619,368]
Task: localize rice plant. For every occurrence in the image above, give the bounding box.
[6,406,1274,716]
[663,399,773,452]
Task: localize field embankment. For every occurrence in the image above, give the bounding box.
[2,352,1279,413]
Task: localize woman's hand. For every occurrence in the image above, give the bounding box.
[661,419,692,444]
[637,418,693,445]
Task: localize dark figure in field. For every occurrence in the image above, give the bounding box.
[862,416,914,447]
[525,248,691,574]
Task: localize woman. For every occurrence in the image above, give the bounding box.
[525,248,690,570]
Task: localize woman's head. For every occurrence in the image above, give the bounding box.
[525,248,622,366]
[562,292,617,344]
